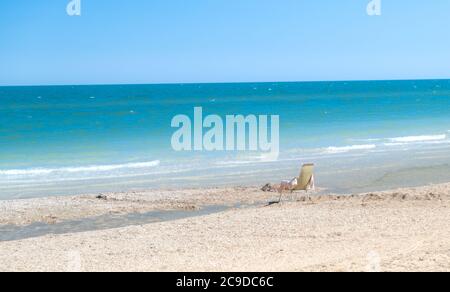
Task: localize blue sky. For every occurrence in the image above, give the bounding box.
[1,0,450,86]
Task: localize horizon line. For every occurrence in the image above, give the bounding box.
[1,77,450,88]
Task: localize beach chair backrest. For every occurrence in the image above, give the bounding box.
[295,163,314,190]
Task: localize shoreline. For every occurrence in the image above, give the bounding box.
[0,183,449,271]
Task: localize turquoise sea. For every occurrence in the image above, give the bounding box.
[1,80,450,199]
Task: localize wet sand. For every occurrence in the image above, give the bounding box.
[0,184,449,272]
[0,187,273,226]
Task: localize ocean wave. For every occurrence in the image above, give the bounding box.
[388,134,447,143]
[215,160,262,166]
[215,153,280,166]
[383,142,408,147]
[0,161,160,176]
[215,160,274,166]
[324,144,377,154]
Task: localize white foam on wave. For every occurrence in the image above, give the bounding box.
[349,138,382,142]
[0,161,160,176]
[383,142,408,147]
[388,134,447,143]
[215,153,279,166]
[324,144,377,154]
[215,160,260,166]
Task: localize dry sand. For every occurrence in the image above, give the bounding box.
[0,184,449,272]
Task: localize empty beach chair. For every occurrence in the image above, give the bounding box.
[277,163,315,203]
[292,163,315,192]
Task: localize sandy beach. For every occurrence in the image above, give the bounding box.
[0,184,449,272]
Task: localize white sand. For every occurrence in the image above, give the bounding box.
[0,184,449,272]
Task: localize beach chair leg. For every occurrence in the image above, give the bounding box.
[290,188,297,201]
[278,190,284,203]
